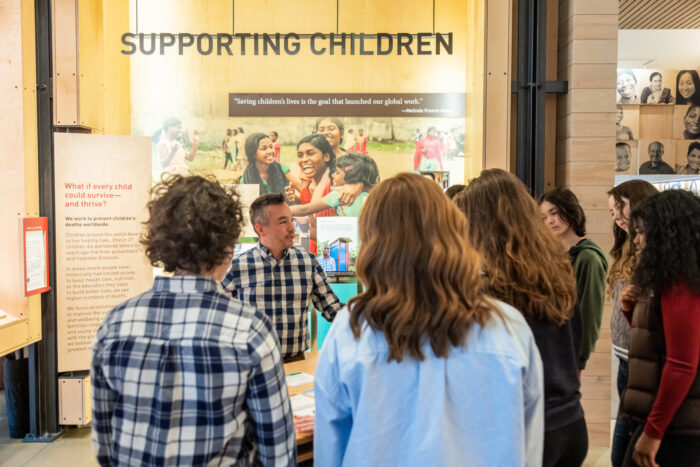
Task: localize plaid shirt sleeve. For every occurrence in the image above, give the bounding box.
[90,332,116,466]
[310,258,344,322]
[247,310,297,466]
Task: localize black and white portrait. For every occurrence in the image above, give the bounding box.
[639,141,675,175]
[617,69,640,104]
[640,71,674,104]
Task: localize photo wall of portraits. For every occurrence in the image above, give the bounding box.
[616,68,700,177]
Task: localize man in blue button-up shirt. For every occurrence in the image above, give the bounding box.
[222,193,343,360]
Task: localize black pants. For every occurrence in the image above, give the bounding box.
[623,424,700,467]
[223,152,233,168]
[543,417,588,467]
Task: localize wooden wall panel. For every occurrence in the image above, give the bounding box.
[484,0,512,171]
[53,0,79,125]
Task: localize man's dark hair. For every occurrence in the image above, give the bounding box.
[538,186,587,237]
[250,193,286,226]
[141,175,243,273]
[649,71,661,82]
[631,190,700,295]
[445,184,466,200]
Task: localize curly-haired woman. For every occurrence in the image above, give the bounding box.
[606,180,658,466]
[618,190,700,467]
[457,169,586,467]
[314,173,544,466]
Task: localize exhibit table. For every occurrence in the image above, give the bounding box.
[284,353,319,463]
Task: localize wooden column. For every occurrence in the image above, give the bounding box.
[557,0,619,447]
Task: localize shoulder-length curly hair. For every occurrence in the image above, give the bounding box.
[141,174,244,274]
[349,173,498,362]
[606,180,657,292]
[631,190,700,295]
[455,169,576,325]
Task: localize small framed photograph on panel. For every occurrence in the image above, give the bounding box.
[615,140,637,174]
[616,105,639,141]
[675,140,700,175]
[637,69,676,105]
[638,139,676,175]
[617,69,641,104]
[674,104,700,140]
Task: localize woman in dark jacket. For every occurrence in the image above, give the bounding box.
[618,190,700,467]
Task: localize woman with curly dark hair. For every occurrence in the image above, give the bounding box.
[617,190,700,467]
[456,169,585,467]
[91,175,296,465]
[606,180,658,466]
[314,173,544,466]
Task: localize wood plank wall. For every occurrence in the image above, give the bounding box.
[557,0,619,447]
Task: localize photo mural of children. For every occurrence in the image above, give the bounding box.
[356,129,368,155]
[316,117,346,158]
[233,127,246,171]
[413,126,444,171]
[290,152,378,218]
[239,133,302,195]
[286,134,363,252]
[157,117,200,174]
[345,129,357,152]
[269,131,281,162]
[222,129,233,169]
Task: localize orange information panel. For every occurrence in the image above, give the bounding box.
[23,217,50,296]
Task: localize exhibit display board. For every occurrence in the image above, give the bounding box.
[54,133,152,372]
[126,0,471,248]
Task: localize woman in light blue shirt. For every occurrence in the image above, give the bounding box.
[314,173,544,466]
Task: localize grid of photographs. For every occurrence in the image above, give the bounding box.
[616,69,700,176]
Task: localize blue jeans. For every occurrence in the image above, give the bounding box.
[612,358,633,467]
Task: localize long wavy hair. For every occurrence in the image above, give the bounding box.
[243,132,288,194]
[631,190,700,295]
[455,169,576,324]
[349,173,498,362]
[606,180,657,292]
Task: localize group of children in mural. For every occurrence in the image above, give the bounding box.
[154,116,464,264]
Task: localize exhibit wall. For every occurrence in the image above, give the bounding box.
[127,0,476,190]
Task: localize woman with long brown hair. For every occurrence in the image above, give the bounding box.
[606,179,658,467]
[456,169,585,467]
[314,173,544,466]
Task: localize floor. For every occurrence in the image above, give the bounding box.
[0,390,612,466]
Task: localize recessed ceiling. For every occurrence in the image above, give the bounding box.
[618,29,700,69]
[620,0,700,29]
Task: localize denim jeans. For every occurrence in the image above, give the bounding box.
[612,358,633,467]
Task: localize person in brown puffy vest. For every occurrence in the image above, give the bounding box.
[619,189,700,467]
